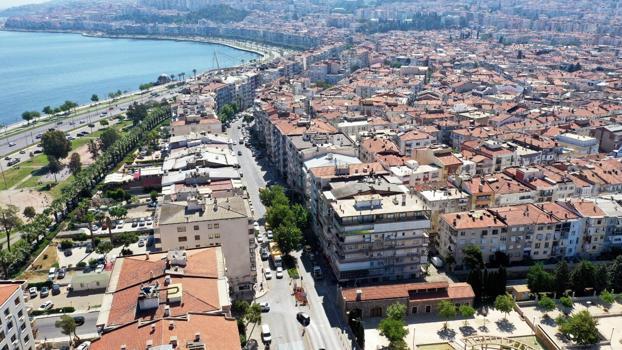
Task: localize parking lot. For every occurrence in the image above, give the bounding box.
[57,234,152,267]
[26,282,105,311]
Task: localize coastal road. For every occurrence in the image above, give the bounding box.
[0,85,180,159]
[33,311,99,342]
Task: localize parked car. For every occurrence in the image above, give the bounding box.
[264,270,272,280]
[39,300,54,310]
[7,159,19,166]
[296,312,311,326]
[261,324,271,344]
[138,239,145,247]
[261,250,270,261]
[73,316,85,326]
[47,267,56,280]
[29,287,37,298]
[40,286,49,297]
[58,267,66,279]
[95,264,105,273]
[8,142,16,147]
[266,230,273,241]
[258,302,270,312]
[51,284,61,295]
[75,341,91,350]
[257,235,264,244]
[276,267,283,279]
[131,221,138,228]
[63,249,72,257]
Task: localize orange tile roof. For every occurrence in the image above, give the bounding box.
[0,283,20,306]
[342,281,474,302]
[91,314,239,350]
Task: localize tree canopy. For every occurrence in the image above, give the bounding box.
[557,310,599,345]
[378,303,408,350]
[494,294,515,319]
[127,102,149,125]
[100,128,120,150]
[527,263,554,294]
[462,245,483,270]
[69,153,82,174]
[42,130,71,160]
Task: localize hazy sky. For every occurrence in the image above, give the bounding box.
[0,0,50,10]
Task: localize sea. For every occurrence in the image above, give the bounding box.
[0,30,259,125]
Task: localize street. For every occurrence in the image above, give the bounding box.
[33,311,99,342]
[229,118,350,350]
[0,85,180,159]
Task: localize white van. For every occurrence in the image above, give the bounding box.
[261,324,271,344]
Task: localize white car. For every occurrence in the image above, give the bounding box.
[75,341,91,350]
[258,302,270,312]
[264,270,272,280]
[95,264,105,273]
[276,267,284,279]
[28,287,37,298]
[266,230,273,241]
[39,300,54,310]
[257,235,264,244]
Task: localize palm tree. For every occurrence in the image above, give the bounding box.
[192,69,197,80]
[55,315,79,346]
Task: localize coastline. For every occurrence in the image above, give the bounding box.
[0,28,289,133]
[0,28,290,62]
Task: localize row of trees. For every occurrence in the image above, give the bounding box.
[460,245,507,303]
[218,103,239,124]
[46,102,170,229]
[41,100,78,116]
[259,185,308,256]
[527,258,622,296]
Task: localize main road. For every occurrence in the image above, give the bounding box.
[0,84,181,158]
[228,118,349,350]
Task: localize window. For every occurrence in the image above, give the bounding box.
[176,226,186,233]
[3,309,8,316]
[194,235,201,240]
[14,298,20,305]
[214,223,220,229]
[412,306,417,314]
[214,233,221,239]
[178,236,187,242]
[425,305,431,313]
[208,224,213,229]
[194,225,200,231]
[23,335,29,343]
[17,310,22,318]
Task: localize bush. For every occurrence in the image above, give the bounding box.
[60,240,73,250]
[30,306,75,316]
[88,259,99,267]
[27,280,52,289]
[100,120,109,126]
[287,267,300,279]
[121,248,133,256]
[76,261,87,268]
[74,233,89,241]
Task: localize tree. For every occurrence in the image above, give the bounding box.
[458,304,476,326]
[91,94,99,102]
[554,260,571,296]
[99,128,120,150]
[42,106,53,115]
[109,206,127,220]
[0,205,22,251]
[69,153,82,174]
[150,191,158,202]
[42,130,71,160]
[274,223,301,256]
[527,263,554,294]
[558,310,599,345]
[55,315,79,345]
[594,264,608,293]
[23,206,36,221]
[494,294,515,320]
[497,265,507,297]
[259,185,288,207]
[467,267,483,300]
[378,303,408,350]
[570,260,596,295]
[96,240,113,255]
[0,250,16,278]
[608,255,622,291]
[462,245,483,270]
[22,111,40,125]
[127,102,149,125]
[438,300,456,329]
[47,156,63,182]
[538,295,556,317]
[244,303,262,328]
[265,203,294,231]
[291,203,309,229]
[87,140,99,158]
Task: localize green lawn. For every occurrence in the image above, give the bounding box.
[0,165,37,190]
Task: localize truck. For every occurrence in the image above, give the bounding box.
[269,242,282,268]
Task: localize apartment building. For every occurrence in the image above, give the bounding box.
[560,199,608,258]
[395,130,435,156]
[155,196,256,298]
[592,124,622,153]
[556,133,599,155]
[0,282,33,350]
[317,180,430,283]
[416,188,470,253]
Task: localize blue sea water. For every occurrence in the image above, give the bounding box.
[0,30,259,124]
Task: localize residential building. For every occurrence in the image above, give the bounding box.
[338,281,474,319]
[155,196,256,298]
[0,281,33,350]
[317,180,430,283]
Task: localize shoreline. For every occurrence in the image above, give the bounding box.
[0,28,290,61]
[0,29,289,133]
